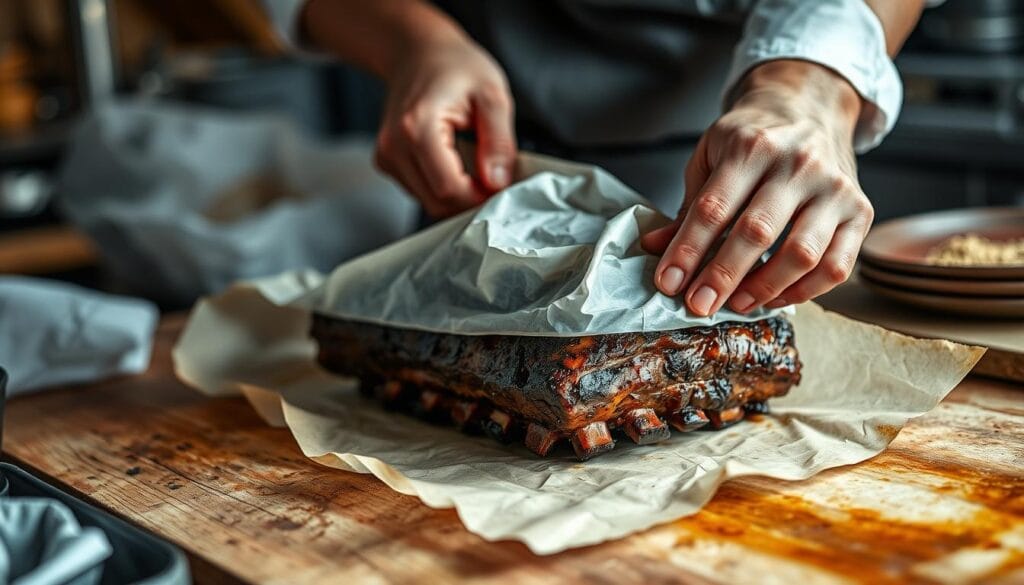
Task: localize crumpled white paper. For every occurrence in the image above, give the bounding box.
[173,157,983,555]
[305,153,783,335]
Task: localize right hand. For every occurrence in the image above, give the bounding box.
[374,33,517,218]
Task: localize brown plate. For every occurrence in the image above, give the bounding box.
[862,275,1024,318]
[858,263,1024,297]
[860,207,1024,279]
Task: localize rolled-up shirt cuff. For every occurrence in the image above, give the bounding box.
[722,0,902,153]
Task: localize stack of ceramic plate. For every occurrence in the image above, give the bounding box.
[858,207,1024,319]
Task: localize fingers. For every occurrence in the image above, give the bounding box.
[640,219,680,255]
[377,103,482,218]
[412,123,487,215]
[726,198,842,313]
[472,83,517,192]
[377,84,515,216]
[684,180,808,316]
[374,141,448,217]
[767,219,866,308]
[653,155,770,299]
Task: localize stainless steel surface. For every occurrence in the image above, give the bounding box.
[919,0,1024,53]
[70,0,118,106]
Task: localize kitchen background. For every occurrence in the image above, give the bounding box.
[1,0,1022,301]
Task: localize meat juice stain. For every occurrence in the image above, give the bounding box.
[668,473,1024,585]
[876,448,1024,516]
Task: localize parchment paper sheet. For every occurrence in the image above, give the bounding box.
[174,274,983,555]
[173,155,983,554]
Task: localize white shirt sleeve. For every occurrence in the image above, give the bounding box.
[722,0,902,153]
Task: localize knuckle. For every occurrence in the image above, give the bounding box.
[735,128,777,157]
[476,81,511,108]
[692,192,732,228]
[828,173,853,195]
[735,212,777,248]
[824,255,854,284]
[706,261,741,285]
[786,238,823,270]
[854,196,875,223]
[487,133,518,157]
[791,148,821,174]
[399,109,430,141]
[668,242,704,266]
[745,276,780,300]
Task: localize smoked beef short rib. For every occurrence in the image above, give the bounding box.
[311,315,801,460]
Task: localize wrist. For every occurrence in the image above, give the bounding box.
[733,60,862,140]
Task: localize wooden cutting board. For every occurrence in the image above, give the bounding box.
[3,316,1023,585]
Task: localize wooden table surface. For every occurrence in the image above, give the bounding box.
[5,317,1024,585]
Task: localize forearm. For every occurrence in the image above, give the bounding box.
[299,0,468,79]
[862,0,926,56]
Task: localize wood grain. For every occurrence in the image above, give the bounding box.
[4,317,1023,585]
[0,226,97,274]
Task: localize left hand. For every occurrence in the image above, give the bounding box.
[642,60,874,316]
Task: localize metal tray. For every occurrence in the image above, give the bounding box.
[0,366,190,585]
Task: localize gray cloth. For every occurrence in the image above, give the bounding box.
[0,277,157,396]
[0,498,112,585]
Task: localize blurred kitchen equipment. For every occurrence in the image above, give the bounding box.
[0,367,7,497]
[918,0,1024,53]
[164,50,334,137]
[69,0,117,106]
[0,169,53,218]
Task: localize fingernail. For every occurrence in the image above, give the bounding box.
[489,163,510,188]
[660,266,685,295]
[766,299,789,309]
[731,291,755,313]
[691,285,718,316]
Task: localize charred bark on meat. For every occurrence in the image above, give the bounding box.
[312,316,801,461]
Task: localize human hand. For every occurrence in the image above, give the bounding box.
[374,30,517,218]
[642,60,874,316]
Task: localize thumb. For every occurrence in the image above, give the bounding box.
[472,87,517,192]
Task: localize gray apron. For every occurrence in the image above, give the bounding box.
[436,0,744,212]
